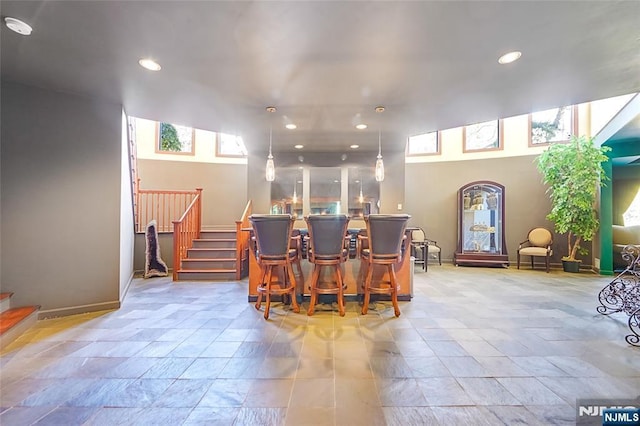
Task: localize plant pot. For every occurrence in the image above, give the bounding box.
[562,259,581,273]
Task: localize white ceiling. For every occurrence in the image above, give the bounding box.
[2,1,639,154]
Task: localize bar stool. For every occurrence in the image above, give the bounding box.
[249,214,301,320]
[305,214,350,316]
[360,214,411,317]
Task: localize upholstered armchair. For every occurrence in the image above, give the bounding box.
[517,228,553,273]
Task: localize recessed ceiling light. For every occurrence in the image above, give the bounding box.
[498,51,522,65]
[294,144,304,149]
[138,58,161,71]
[355,124,367,130]
[350,144,360,149]
[5,17,32,35]
[285,123,297,130]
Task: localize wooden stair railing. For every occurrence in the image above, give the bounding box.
[172,188,203,281]
[136,183,202,233]
[235,200,252,279]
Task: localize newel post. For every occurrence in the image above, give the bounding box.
[196,188,203,239]
[172,220,181,281]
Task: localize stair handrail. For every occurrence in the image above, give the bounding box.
[235,199,253,279]
[172,188,203,281]
[137,184,202,233]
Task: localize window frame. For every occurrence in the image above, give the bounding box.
[462,119,503,153]
[155,122,195,155]
[406,131,441,157]
[528,105,577,147]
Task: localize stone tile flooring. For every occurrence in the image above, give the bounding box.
[1,264,639,425]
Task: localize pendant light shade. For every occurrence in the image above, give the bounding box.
[292,182,298,203]
[374,106,385,182]
[265,107,276,182]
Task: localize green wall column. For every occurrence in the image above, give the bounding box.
[599,158,614,275]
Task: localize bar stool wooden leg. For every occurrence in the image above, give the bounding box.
[388,264,401,317]
[286,264,301,313]
[361,263,373,315]
[255,267,268,311]
[336,265,345,317]
[263,266,273,320]
[307,265,321,316]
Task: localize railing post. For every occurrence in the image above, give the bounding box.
[173,220,181,281]
[235,220,242,280]
[196,188,203,239]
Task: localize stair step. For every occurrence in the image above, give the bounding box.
[200,230,237,239]
[0,292,13,314]
[192,239,237,249]
[181,258,237,270]
[176,270,237,281]
[0,305,40,348]
[187,248,236,259]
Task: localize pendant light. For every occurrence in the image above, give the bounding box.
[292,181,298,204]
[265,106,276,182]
[374,106,385,182]
[358,179,364,203]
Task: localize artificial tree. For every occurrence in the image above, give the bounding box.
[536,135,610,270]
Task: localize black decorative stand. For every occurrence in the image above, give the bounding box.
[596,245,640,346]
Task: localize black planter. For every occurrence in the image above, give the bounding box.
[562,259,581,273]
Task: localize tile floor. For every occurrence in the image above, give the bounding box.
[1,264,639,425]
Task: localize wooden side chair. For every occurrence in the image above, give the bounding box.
[304,214,350,316]
[248,214,301,319]
[517,227,553,273]
[361,214,411,317]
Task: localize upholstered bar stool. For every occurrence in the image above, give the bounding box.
[249,214,301,319]
[305,214,350,316]
[361,214,411,317]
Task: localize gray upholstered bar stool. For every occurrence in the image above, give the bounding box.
[304,214,350,316]
[361,214,411,317]
[249,214,301,320]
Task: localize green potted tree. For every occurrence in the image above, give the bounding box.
[536,135,610,272]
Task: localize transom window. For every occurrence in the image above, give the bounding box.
[463,120,502,152]
[157,122,194,154]
[407,131,440,156]
[217,133,247,157]
[529,106,574,145]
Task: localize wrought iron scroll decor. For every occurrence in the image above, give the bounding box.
[596,245,640,347]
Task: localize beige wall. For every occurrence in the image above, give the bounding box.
[405,155,573,265]
[1,82,123,314]
[137,159,248,227]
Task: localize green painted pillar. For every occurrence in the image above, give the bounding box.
[599,158,614,275]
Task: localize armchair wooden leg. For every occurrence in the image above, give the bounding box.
[517,253,521,269]
[546,256,550,273]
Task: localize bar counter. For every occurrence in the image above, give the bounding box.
[246,219,413,303]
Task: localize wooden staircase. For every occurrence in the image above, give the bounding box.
[0,292,40,348]
[175,229,246,281]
